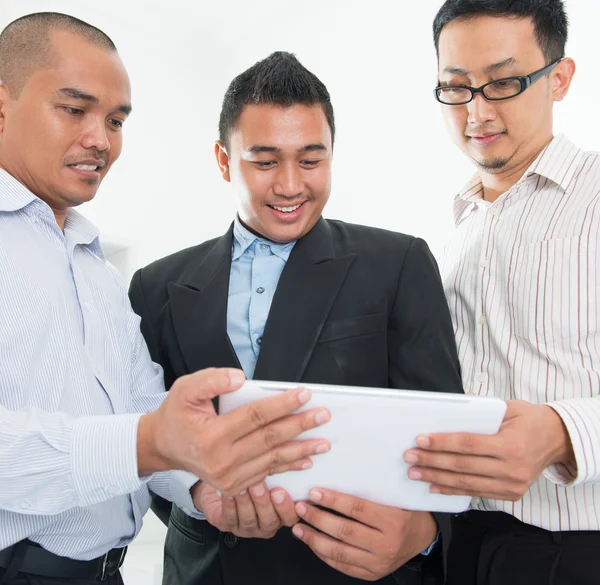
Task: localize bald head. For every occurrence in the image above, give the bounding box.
[0,12,117,97]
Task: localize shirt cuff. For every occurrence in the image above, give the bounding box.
[544,398,600,487]
[149,470,206,520]
[71,413,147,507]
[420,532,439,556]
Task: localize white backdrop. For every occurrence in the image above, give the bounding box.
[2,0,599,275]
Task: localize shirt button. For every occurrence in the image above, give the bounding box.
[83,302,91,311]
[224,533,239,548]
[480,258,489,268]
[256,287,265,294]
[489,207,499,216]
[257,337,263,346]
[475,373,488,384]
[477,315,487,325]
[471,497,482,507]
[260,243,269,251]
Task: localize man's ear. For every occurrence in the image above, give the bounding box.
[551,58,576,102]
[0,81,10,134]
[215,140,231,182]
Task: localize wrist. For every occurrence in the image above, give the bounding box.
[543,405,575,465]
[137,412,171,476]
[412,512,438,556]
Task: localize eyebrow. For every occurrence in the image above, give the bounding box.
[442,57,518,76]
[247,143,328,154]
[57,87,133,116]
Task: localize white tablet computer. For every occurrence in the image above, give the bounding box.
[219,380,507,513]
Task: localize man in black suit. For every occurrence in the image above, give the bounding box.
[129,51,462,585]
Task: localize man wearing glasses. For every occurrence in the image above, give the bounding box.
[402,1,600,583]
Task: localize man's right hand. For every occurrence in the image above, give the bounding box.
[137,367,331,495]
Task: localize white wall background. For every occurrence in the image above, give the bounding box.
[1,1,599,582]
[2,0,599,276]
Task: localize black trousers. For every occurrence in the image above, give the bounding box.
[0,570,123,585]
[446,510,600,585]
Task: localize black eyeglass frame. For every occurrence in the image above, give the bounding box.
[434,58,563,105]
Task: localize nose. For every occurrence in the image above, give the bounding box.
[80,116,110,152]
[467,92,497,126]
[274,161,304,198]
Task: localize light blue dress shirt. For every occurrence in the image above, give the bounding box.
[0,169,201,560]
[225,217,437,556]
[227,218,296,379]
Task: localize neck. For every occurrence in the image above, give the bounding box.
[479,136,553,203]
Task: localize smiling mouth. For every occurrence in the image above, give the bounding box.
[267,202,306,213]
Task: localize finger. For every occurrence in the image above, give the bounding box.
[404,450,504,477]
[248,482,281,533]
[304,488,391,530]
[233,490,259,532]
[291,522,375,573]
[270,458,313,475]
[221,495,239,529]
[184,368,246,402]
[219,440,329,495]
[408,467,526,500]
[413,431,503,457]
[295,501,376,550]
[312,549,375,581]
[270,489,298,527]
[233,407,331,462]
[224,387,314,441]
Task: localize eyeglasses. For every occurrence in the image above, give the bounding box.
[434,59,562,105]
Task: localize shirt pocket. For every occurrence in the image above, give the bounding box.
[509,236,592,347]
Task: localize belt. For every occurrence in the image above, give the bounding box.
[0,540,127,581]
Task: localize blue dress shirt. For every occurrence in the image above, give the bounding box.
[0,169,201,560]
[227,218,296,379]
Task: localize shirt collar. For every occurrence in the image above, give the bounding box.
[0,168,103,256]
[453,134,584,226]
[232,216,296,262]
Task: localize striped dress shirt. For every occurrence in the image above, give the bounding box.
[0,169,200,560]
[441,134,600,531]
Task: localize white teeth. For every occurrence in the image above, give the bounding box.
[73,164,98,171]
[272,204,301,213]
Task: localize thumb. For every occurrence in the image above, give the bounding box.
[185,367,246,401]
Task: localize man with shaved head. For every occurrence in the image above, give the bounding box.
[0,13,334,584]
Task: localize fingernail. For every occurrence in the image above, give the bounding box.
[416,435,431,448]
[271,490,285,505]
[250,484,265,497]
[229,369,246,387]
[298,389,311,404]
[215,489,222,496]
[404,453,419,464]
[292,525,304,538]
[239,489,247,496]
[301,460,313,470]
[430,486,441,494]
[309,489,323,503]
[408,469,422,480]
[296,503,307,517]
[315,409,330,425]
[315,443,330,454]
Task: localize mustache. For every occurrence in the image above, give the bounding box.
[63,149,108,167]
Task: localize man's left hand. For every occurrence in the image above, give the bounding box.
[404,401,575,501]
[291,489,437,581]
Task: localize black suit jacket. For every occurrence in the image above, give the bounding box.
[129,218,463,585]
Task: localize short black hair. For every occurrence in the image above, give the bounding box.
[433,0,568,64]
[218,51,335,149]
[0,12,117,97]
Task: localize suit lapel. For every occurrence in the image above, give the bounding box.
[168,225,241,374]
[254,219,356,382]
